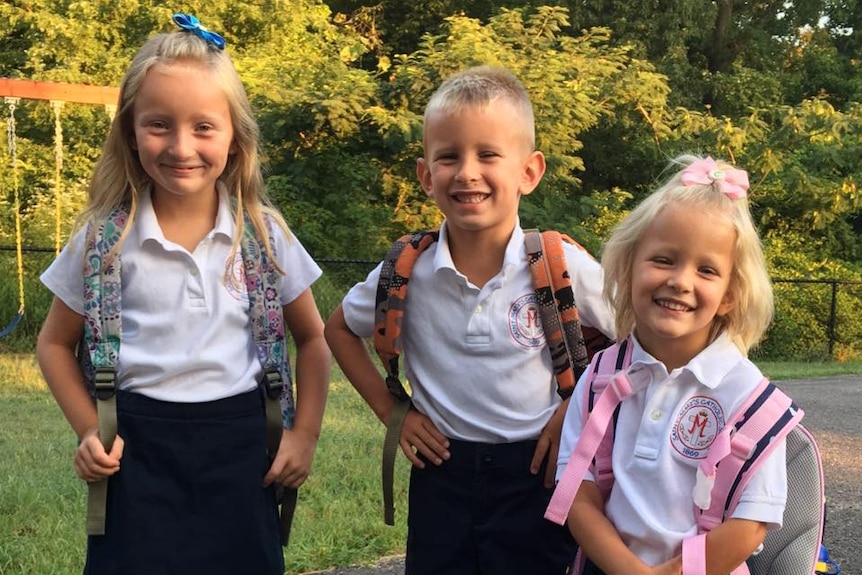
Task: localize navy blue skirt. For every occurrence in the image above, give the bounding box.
[83,389,283,575]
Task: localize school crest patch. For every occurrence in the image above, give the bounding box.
[509,293,545,348]
[670,396,725,459]
[224,253,250,304]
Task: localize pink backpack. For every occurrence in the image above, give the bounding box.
[546,337,827,575]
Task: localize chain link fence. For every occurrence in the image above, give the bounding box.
[2,247,861,361]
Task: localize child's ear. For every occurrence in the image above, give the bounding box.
[416,157,433,197]
[717,291,734,317]
[519,150,546,196]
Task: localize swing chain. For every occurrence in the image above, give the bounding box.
[52,100,65,255]
[5,97,19,168]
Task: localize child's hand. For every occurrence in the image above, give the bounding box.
[263,428,318,489]
[531,397,569,487]
[75,428,123,482]
[399,408,450,469]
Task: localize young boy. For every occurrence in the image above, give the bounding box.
[324,66,615,575]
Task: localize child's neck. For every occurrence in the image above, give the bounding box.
[446,227,510,289]
[151,192,219,253]
[635,332,703,373]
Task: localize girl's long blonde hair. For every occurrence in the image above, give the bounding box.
[601,154,774,354]
[80,27,289,264]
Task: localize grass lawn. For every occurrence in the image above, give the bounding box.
[1,353,860,574]
[0,355,409,575]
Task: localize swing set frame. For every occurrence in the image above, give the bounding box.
[0,78,119,338]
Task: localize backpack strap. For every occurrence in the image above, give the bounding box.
[545,340,634,525]
[373,230,439,525]
[525,229,585,397]
[240,213,297,546]
[588,337,632,497]
[693,381,804,529]
[80,208,126,536]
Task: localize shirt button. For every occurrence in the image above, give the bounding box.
[475,304,483,313]
[189,267,199,276]
[650,409,662,421]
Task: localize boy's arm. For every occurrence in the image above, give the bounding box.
[36,296,123,481]
[265,288,330,489]
[325,305,449,467]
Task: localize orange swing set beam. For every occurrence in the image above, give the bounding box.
[0,77,119,106]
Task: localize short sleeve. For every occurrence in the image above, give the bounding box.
[340,262,383,339]
[563,242,615,339]
[270,224,323,305]
[40,227,88,315]
[556,367,595,482]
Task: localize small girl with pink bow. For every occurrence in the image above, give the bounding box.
[555,155,783,574]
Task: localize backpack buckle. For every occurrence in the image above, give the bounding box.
[385,375,409,402]
[262,367,283,400]
[93,367,117,400]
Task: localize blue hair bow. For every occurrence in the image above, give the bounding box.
[172,13,226,50]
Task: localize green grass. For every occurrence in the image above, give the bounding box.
[0,356,409,575]
[2,354,860,574]
[755,359,862,380]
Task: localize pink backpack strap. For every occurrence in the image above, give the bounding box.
[682,534,752,575]
[545,340,635,525]
[588,338,633,497]
[682,379,804,575]
[694,379,804,530]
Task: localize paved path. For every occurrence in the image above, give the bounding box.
[309,375,861,575]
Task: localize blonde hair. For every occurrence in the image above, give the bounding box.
[423,65,536,151]
[80,27,289,263]
[601,154,773,353]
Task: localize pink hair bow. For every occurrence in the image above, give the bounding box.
[680,157,749,200]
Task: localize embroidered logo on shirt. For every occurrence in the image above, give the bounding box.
[224,253,249,304]
[508,293,545,348]
[670,396,725,459]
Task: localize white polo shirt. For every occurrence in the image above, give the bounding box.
[341,221,614,443]
[557,334,787,565]
[41,183,321,403]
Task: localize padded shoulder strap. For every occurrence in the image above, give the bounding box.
[587,337,632,497]
[373,230,439,400]
[524,229,613,399]
[81,209,126,389]
[241,213,294,429]
[694,381,804,531]
[545,340,635,525]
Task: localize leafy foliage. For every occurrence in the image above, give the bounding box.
[0,1,860,360]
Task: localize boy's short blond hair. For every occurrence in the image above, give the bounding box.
[423,66,536,151]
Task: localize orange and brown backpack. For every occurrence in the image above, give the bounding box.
[372,228,613,524]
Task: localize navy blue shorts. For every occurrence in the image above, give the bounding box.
[405,438,577,575]
[83,389,283,575]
